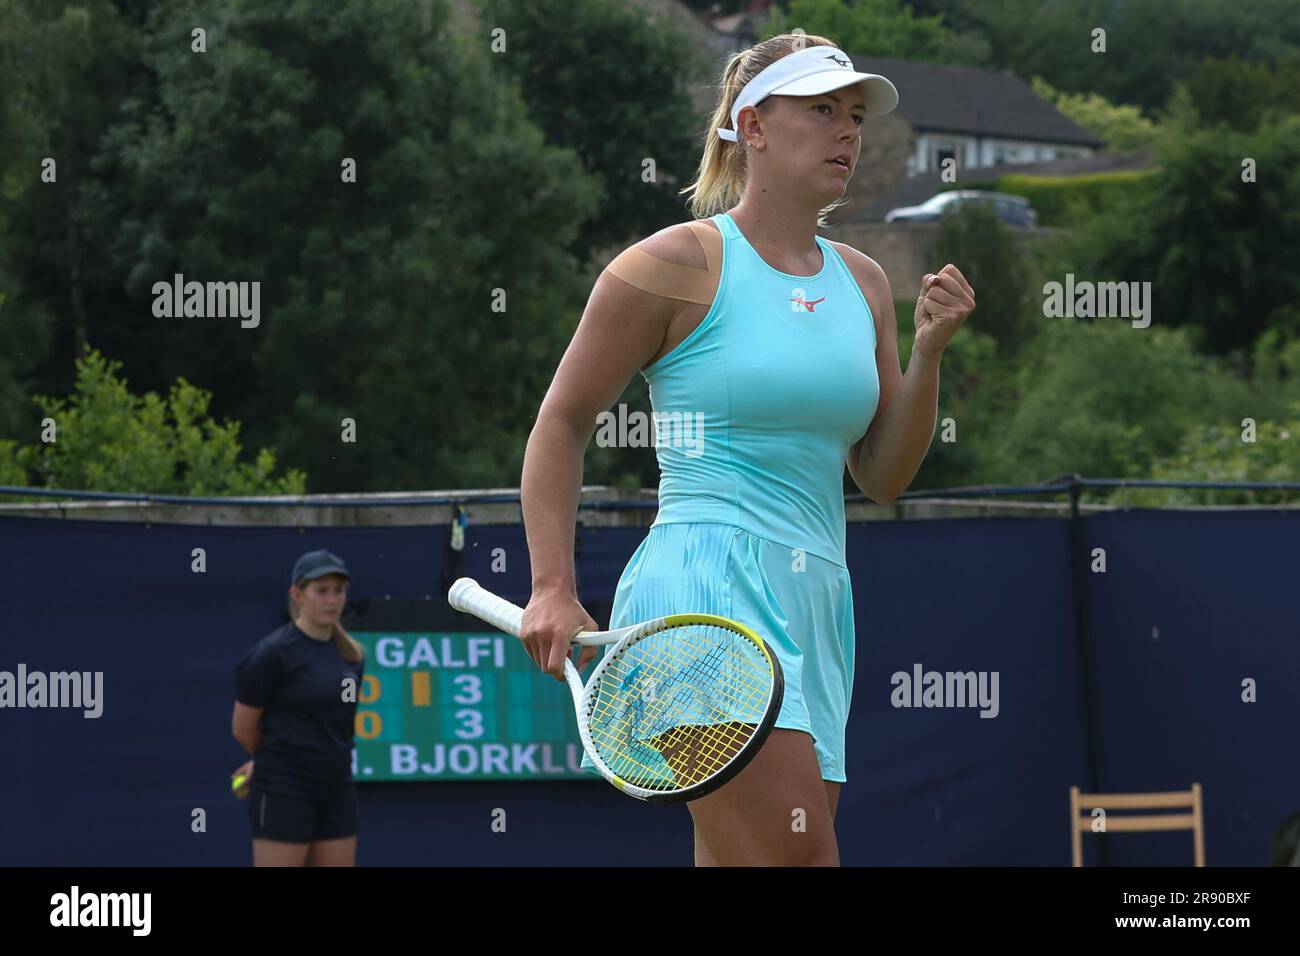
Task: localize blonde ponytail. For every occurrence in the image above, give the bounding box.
[329,621,365,665]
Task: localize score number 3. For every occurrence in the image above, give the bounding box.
[452,674,483,740]
[356,672,487,740]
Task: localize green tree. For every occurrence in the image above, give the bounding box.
[83,0,608,491]
[480,0,711,257]
[921,0,1108,104]
[762,0,953,61]
[1057,108,1300,358]
[0,282,52,439]
[0,347,306,500]
[0,1,138,434]
[929,0,1300,114]
[0,0,142,391]
[1030,77,1159,152]
[1,0,721,492]
[1186,55,1300,132]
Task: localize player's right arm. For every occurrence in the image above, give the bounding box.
[230,702,263,797]
[232,701,263,754]
[520,226,697,681]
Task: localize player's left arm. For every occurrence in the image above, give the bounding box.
[835,243,974,504]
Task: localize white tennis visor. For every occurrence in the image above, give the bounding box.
[717,46,898,142]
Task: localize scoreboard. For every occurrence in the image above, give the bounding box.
[349,629,588,781]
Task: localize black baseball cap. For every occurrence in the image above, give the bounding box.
[291,549,351,586]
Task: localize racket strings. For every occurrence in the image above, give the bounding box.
[650,719,753,781]
[592,636,766,752]
[591,661,760,788]
[585,623,774,792]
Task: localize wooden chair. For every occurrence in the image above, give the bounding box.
[1070,783,1205,866]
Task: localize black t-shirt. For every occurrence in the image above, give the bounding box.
[235,622,365,799]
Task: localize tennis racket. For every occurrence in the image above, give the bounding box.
[447,577,784,803]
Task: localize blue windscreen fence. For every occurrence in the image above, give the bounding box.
[0,506,1294,866]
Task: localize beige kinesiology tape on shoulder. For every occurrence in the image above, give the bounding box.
[603,220,722,306]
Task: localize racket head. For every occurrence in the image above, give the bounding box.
[575,613,784,803]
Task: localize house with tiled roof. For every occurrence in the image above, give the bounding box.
[855,56,1102,175]
[689,7,1116,217]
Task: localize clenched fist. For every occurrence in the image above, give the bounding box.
[913,264,975,361]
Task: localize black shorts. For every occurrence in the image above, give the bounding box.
[248,786,359,843]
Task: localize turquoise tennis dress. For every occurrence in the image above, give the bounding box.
[582,211,880,783]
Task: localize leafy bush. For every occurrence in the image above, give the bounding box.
[946,171,1155,228]
[979,321,1254,495]
[0,347,307,502]
[1116,402,1300,506]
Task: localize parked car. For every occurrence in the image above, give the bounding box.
[884,190,1038,227]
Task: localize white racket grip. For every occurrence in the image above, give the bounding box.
[447,577,525,637]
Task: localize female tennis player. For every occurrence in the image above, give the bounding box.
[519,34,974,865]
[230,549,366,866]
